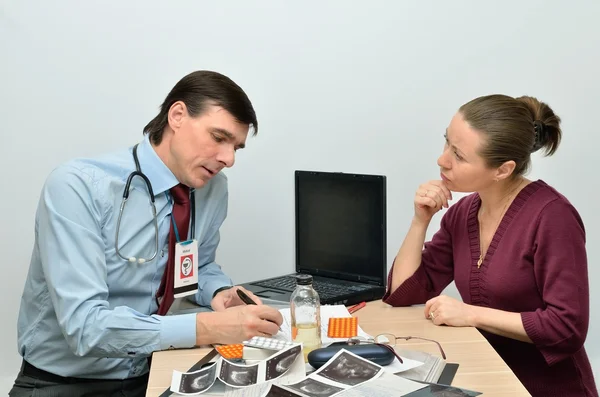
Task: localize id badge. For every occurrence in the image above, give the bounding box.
[174,239,199,298]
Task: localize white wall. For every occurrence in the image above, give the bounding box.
[1,0,598,392]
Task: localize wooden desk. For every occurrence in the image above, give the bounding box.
[146,300,530,396]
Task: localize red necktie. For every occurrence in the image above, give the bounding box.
[155,183,190,315]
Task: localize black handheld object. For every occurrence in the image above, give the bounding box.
[236,288,257,305]
[307,342,395,369]
[236,288,282,331]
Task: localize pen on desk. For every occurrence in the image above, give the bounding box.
[348,301,366,314]
[236,289,282,331]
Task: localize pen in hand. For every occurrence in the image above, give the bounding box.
[236,288,282,332]
[236,288,260,305]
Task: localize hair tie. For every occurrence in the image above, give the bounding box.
[531,120,546,153]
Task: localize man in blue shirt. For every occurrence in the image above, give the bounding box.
[10,70,283,397]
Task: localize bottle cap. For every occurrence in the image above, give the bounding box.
[295,273,313,285]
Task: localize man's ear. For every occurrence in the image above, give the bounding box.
[167,101,187,132]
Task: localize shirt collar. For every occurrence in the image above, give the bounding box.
[134,134,179,196]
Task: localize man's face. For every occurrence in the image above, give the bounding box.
[168,103,249,189]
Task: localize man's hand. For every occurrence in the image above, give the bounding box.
[196,305,283,345]
[211,286,262,311]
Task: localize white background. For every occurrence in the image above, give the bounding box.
[1,0,598,392]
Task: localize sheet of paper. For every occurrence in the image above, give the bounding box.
[383,355,424,374]
[277,305,372,344]
[224,349,307,397]
[171,344,303,395]
[335,372,427,396]
[305,352,423,376]
[273,348,385,396]
[402,383,482,396]
[277,305,423,375]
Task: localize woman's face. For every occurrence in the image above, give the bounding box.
[437,112,499,193]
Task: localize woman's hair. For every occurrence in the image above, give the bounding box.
[458,94,562,177]
[143,70,258,145]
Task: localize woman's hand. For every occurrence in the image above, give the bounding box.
[413,180,452,224]
[424,295,476,327]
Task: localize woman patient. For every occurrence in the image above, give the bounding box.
[383,94,597,396]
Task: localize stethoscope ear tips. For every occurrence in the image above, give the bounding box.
[128,257,147,264]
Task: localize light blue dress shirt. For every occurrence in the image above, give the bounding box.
[17,134,233,379]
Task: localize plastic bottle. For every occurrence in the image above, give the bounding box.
[290,274,322,361]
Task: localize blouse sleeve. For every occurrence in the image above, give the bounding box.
[383,208,456,307]
[520,199,590,366]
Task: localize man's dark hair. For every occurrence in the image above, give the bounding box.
[143,70,258,145]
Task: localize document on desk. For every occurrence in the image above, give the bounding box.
[223,348,307,397]
[381,354,424,374]
[335,372,427,396]
[263,348,385,397]
[171,344,303,395]
[402,383,482,396]
[276,305,372,344]
[275,305,423,374]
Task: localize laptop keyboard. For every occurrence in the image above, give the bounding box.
[253,275,374,301]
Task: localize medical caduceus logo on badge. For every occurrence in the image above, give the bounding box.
[180,255,194,279]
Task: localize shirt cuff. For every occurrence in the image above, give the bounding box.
[158,313,197,350]
[521,311,565,366]
[382,274,425,306]
[198,278,233,306]
[212,285,233,299]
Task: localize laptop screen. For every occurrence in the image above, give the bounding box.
[295,170,386,285]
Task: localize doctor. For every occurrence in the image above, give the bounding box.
[10,70,283,397]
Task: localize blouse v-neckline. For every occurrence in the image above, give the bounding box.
[467,180,543,270]
[466,180,543,307]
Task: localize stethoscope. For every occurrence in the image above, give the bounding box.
[115,143,196,264]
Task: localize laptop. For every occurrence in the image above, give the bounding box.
[240,170,387,306]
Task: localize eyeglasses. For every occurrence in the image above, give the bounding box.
[347,333,447,363]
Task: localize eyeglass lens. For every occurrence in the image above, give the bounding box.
[374,333,396,346]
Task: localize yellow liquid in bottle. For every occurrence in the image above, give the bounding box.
[293,323,322,361]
